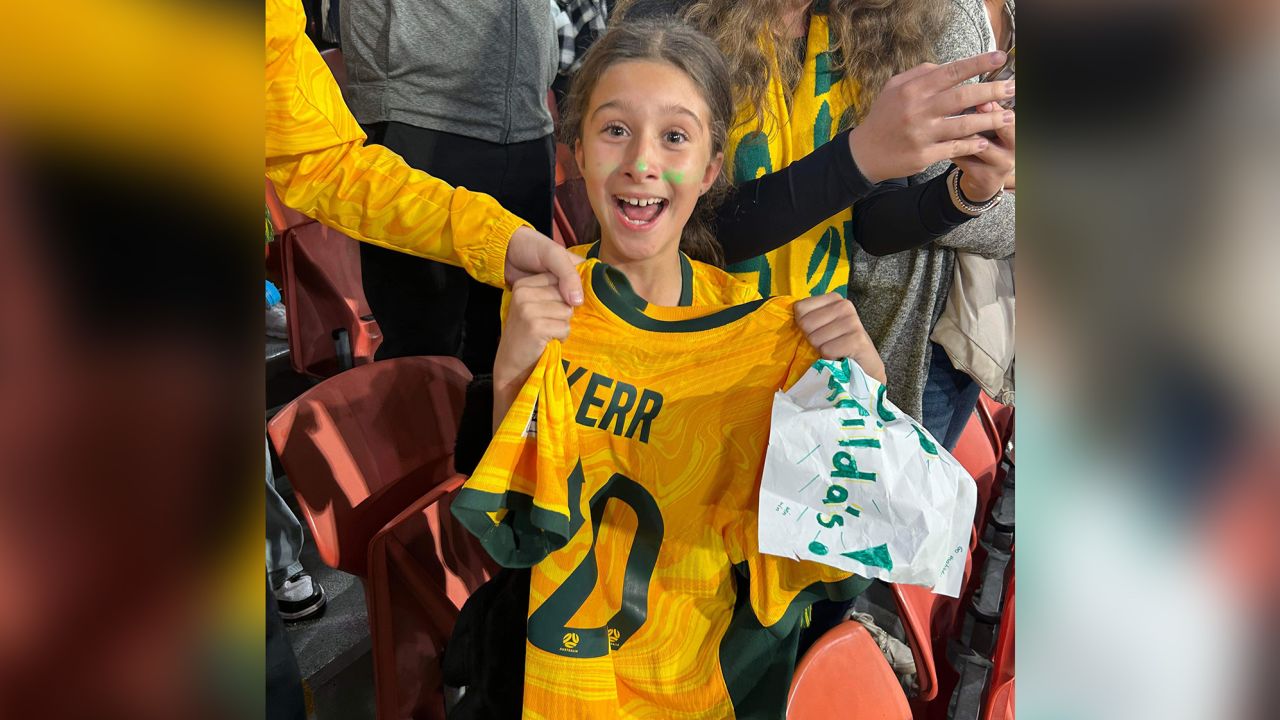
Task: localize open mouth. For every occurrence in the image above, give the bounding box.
[613,195,668,229]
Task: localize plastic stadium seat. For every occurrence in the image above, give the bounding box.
[279,220,382,377]
[984,575,1014,720]
[951,410,1000,548]
[265,178,311,237]
[892,574,972,706]
[319,48,348,92]
[268,356,495,719]
[551,191,574,248]
[267,356,472,577]
[548,90,596,247]
[788,621,911,720]
[977,393,1013,453]
[367,483,498,720]
[893,584,944,703]
[986,678,1014,720]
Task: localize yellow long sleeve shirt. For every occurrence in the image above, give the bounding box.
[265,0,525,287]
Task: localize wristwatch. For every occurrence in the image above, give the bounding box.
[948,167,1004,216]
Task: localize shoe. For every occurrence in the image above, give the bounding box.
[274,571,326,622]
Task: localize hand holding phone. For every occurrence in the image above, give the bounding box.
[982,46,1015,110]
[966,46,1014,140]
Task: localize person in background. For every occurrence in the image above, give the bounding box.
[855,0,1016,451]
[550,0,611,108]
[266,435,326,621]
[340,0,560,373]
[266,0,584,306]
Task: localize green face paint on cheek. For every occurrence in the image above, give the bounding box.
[661,169,686,184]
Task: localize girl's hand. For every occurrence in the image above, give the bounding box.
[493,273,575,430]
[848,52,1016,184]
[794,293,886,384]
[953,103,1015,202]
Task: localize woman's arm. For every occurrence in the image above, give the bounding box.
[914,0,1016,259]
[718,131,878,263]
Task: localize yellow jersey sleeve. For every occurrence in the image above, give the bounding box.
[264,0,524,287]
[453,339,583,567]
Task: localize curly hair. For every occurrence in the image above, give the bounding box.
[560,18,734,267]
[621,0,948,128]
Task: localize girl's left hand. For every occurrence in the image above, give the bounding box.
[954,102,1015,202]
[794,293,887,384]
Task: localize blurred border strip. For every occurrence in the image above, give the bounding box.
[0,0,260,191]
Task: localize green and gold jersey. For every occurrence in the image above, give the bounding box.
[455,259,868,719]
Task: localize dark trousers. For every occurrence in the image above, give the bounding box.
[921,341,983,452]
[360,122,554,373]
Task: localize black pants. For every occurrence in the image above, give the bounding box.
[360,122,555,373]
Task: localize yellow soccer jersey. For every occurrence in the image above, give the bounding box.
[455,259,868,720]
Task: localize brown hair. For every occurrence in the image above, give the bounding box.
[560,18,733,267]
[623,0,947,127]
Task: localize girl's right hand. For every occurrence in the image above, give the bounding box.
[848,51,1016,184]
[492,273,575,429]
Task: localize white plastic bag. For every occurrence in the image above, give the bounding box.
[758,358,976,597]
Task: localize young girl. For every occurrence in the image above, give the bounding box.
[447,19,888,720]
[492,16,885,423]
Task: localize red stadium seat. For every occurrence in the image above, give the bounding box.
[984,574,1015,720]
[978,393,1013,453]
[367,484,498,720]
[265,177,311,238]
[267,356,472,577]
[893,584,945,702]
[788,621,912,720]
[319,47,348,93]
[986,678,1014,720]
[268,357,493,719]
[951,410,1001,548]
[548,90,596,247]
[279,220,382,377]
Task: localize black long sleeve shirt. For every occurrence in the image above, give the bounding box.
[716,129,971,263]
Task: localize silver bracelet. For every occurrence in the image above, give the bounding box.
[948,167,1004,216]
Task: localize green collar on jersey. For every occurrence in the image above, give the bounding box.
[590,262,768,333]
[584,241,694,307]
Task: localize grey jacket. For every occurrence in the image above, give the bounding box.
[341,0,558,144]
[848,0,1016,422]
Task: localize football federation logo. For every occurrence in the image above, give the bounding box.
[561,632,580,650]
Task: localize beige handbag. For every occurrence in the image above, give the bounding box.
[930,253,1015,405]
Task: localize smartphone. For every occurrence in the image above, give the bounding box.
[971,46,1014,139]
[982,46,1015,110]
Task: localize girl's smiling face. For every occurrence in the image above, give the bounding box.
[575,60,724,266]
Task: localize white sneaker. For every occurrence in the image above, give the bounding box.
[274,571,326,621]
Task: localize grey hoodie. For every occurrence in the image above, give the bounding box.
[341,0,558,144]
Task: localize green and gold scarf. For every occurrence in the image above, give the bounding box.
[725,8,858,298]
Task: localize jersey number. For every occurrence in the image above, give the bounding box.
[527,473,664,658]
